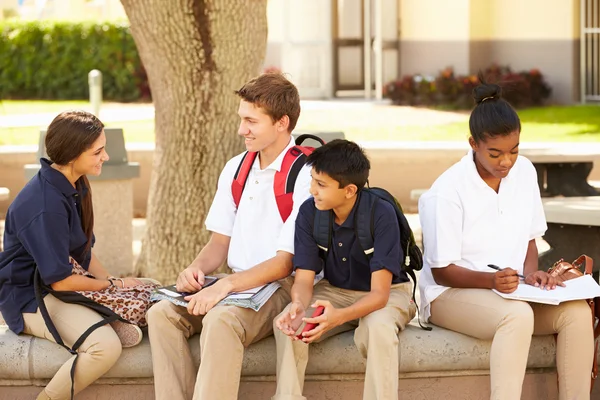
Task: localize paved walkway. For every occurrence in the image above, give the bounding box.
[0,100,468,130]
[0,103,155,128]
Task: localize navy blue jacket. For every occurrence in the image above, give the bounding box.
[0,159,93,334]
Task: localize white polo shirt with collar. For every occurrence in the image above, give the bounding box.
[418,150,547,322]
[204,137,312,273]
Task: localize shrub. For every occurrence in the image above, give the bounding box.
[0,20,149,101]
[384,64,552,109]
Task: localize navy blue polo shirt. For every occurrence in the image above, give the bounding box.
[294,195,409,291]
[0,158,93,334]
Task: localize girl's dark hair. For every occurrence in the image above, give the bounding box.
[469,73,521,143]
[45,110,104,252]
[307,139,370,190]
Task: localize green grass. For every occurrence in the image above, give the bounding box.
[0,100,90,115]
[1,102,599,145]
[338,105,600,142]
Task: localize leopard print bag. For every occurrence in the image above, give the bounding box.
[70,258,159,327]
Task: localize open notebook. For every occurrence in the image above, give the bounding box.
[493,275,600,305]
[151,281,281,312]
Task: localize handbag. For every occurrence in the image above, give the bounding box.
[70,258,158,327]
[547,255,599,390]
[33,257,160,399]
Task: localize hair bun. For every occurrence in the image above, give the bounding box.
[473,83,502,105]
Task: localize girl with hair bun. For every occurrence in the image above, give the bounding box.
[418,79,594,399]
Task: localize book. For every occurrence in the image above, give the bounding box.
[151,281,281,312]
[493,275,600,305]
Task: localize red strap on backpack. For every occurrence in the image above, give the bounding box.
[231,146,313,222]
[231,151,257,209]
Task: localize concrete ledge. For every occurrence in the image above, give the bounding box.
[3,322,598,400]
[4,142,600,217]
[542,197,600,226]
[0,188,8,202]
[0,323,560,380]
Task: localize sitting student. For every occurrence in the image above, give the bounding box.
[147,73,313,400]
[418,80,594,400]
[273,139,416,400]
[0,111,153,400]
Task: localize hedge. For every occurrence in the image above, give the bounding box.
[384,64,552,109]
[0,20,149,101]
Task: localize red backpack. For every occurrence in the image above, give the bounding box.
[231,134,325,222]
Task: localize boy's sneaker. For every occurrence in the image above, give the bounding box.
[110,321,143,348]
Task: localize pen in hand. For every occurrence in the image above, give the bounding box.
[487,264,525,279]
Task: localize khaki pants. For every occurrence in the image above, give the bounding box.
[430,288,594,400]
[147,277,293,400]
[22,294,123,400]
[272,279,416,400]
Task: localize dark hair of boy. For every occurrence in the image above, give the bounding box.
[306,139,371,190]
[234,72,301,132]
[469,73,521,143]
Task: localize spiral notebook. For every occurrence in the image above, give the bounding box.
[151,281,281,312]
[493,275,600,305]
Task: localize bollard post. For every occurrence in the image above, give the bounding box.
[88,69,103,117]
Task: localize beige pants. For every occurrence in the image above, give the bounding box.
[272,279,416,400]
[147,277,293,400]
[22,294,123,400]
[430,288,594,400]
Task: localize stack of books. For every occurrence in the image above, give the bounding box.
[151,281,281,312]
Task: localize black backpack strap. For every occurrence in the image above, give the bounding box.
[313,208,333,257]
[404,268,432,331]
[34,268,119,399]
[295,134,326,147]
[353,190,377,258]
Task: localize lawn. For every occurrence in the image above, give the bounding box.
[1,100,599,145]
[303,105,600,142]
[0,100,91,115]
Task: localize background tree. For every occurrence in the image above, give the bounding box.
[120,0,268,282]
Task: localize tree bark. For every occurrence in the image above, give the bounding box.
[120,0,268,282]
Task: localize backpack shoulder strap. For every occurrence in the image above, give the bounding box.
[273,146,313,222]
[313,208,333,256]
[34,268,119,399]
[354,190,377,258]
[231,151,258,209]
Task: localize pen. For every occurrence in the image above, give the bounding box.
[487,264,526,279]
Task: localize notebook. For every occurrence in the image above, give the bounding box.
[493,275,600,305]
[151,281,281,312]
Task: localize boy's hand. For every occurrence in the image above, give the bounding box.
[299,300,344,343]
[176,265,204,292]
[184,280,229,316]
[276,301,306,338]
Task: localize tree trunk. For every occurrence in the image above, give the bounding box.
[120,0,268,282]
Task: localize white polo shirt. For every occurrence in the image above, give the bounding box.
[205,137,312,273]
[418,150,547,322]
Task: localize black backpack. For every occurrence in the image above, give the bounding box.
[313,187,431,330]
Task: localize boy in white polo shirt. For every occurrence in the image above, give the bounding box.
[418,80,594,400]
[147,73,312,400]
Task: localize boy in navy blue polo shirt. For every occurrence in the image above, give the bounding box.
[272,140,416,400]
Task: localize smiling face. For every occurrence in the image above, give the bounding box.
[237,100,288,153]
[71,130,109,177]
[470,130,520,180]
[309,169,357,211]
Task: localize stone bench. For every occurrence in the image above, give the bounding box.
[1,323,597,400]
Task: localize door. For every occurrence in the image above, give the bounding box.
[332,0,399,99]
